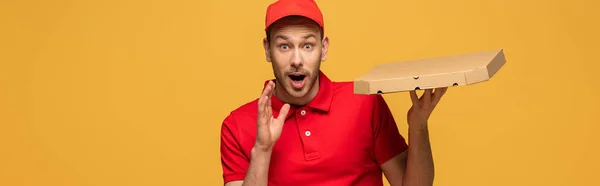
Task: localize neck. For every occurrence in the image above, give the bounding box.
[274,77,320,106]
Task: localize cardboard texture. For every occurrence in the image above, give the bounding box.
[354,49,506,95]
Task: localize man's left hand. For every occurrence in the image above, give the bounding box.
[407,87,448,129]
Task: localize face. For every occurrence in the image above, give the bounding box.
[263,16,329,102]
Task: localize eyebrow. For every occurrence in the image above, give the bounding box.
[302,34,317,39]
[274,35,289,40]
[274,34,317,41]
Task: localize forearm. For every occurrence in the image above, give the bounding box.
[241,147,273,186]
[403,125,434,186]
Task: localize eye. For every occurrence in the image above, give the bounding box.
[303,44,312,49]
[280,44,290,50]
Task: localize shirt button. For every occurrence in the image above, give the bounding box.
[305,130,311,137]
[300,110,306,115]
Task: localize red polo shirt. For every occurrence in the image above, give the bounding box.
[220,71,408,185]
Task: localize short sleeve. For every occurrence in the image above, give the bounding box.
[372,95,409,165]
[220,114,248,183]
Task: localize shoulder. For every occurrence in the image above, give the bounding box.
[223,98,259,123]
[329,81,392,120]
[221,98,259,133]
[331,81,384,103]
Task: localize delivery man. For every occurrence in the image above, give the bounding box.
[220,0,448,185]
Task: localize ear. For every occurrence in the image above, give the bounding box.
[320,36,329,62]
[263,37,272,62]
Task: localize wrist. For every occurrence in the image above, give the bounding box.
[252,145,274,155]
[408,122,429,132]
[251,146,273,164]
[253,139,276,151]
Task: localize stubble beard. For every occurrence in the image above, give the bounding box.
[272,58,321,100]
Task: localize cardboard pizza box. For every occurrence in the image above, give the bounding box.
[354,49,506,94]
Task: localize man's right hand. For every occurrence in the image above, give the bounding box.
[255,80,291,152]
[224,81,290,186]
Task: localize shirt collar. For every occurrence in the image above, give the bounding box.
[263,70,333,116]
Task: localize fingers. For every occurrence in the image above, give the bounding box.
[266,96,272,117]
[277,103,291,121]
[258,98,269,122]
[411,87,448,108]
[423,89,432,106]
[261,81,275,98]
[258,81,275,120]
[267,82,274,106]
[266,84,273,116]
[409,90,420,107]
[431,87,448,106]
[257,95,267,123]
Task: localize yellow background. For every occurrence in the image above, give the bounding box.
[1,0,599,185]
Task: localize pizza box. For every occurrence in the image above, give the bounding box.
[354,49,506,94]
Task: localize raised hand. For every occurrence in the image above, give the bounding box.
[255,81,291,152]
[407,87,448,129]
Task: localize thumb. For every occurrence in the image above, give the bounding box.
[277,103,291,121]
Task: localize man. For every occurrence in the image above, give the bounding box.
[220,0,448,185]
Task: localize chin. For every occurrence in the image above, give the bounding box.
[286,88,311,98]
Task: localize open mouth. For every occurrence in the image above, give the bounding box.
[288,74,306,89]
[288,74,306,81]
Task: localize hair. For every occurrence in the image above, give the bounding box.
[265,15,323,43]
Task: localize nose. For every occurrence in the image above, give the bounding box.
[291,48,303,67]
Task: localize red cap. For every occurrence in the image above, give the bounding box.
[265,0,324,32]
